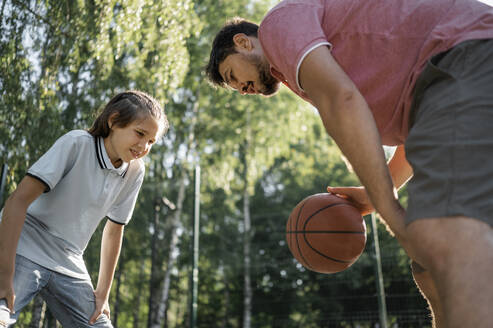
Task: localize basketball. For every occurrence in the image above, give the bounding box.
[286,193,367,274]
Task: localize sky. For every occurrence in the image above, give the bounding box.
[479,0,493,5]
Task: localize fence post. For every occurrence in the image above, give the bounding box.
[189,165,200,328]
[370,213,388,328]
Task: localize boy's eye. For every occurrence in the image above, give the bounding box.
[136,130,144,136]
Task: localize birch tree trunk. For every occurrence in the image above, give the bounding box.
[152,99,198,328]
[133,260,147,328]
[147,200,164,327]
[242,111,252,328]
[242,183,252,328]
[151,168,187,328]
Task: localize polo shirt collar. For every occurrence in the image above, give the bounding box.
[270,66,287,83]
[95,137,129,177]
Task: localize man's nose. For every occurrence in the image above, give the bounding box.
[239,82,252,95]
[234,81,247,95]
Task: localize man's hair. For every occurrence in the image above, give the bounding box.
[88,90,169,139]
[205,17,259,87]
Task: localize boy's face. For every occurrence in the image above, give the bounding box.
[104,115,160,167]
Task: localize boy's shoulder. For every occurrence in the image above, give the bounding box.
[56,130,93,147]
[62,129,92,140]
[57,130,146,178]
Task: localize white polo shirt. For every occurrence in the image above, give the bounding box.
[16,130,145,279]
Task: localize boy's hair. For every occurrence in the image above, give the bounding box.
[89,90,169,138]
[205,17,259,88]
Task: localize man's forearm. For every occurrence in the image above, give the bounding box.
[299,46,408,243]
[321,92,403,223]
[388,144,413,190]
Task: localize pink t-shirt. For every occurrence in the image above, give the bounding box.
[258,0,493,145]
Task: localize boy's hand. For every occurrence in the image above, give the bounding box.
[89,290,110,325]
[326,186,375,216]
[0,271,15,313]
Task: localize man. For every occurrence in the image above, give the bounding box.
[205,1,493,327]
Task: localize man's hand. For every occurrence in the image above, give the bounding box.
[326,186,374,216]
[327,185,411,253]
[89,289,110,325]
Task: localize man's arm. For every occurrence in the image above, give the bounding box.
[298,45,410,250]
[89,220,124,325]
[388,145,412,190]
[298,47,444,324]
[327,144,413,216]
[0,176,45,312]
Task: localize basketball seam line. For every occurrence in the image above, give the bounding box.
[295,199,313,270]
[303,202,359,264]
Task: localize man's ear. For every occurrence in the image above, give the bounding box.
[233,33,253,51]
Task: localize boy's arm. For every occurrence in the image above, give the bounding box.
[298,45,411,252]
[89,220,124,325]
[0,176,46,311]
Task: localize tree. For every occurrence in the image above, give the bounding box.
[1,0,431,327]
[0,1,200,327]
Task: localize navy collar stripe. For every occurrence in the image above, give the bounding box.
[94,136,129,178]
[98,138,108,169]
[94,137,105,169]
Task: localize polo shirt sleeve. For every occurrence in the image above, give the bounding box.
[258,2,331,94]
[27,132,79,192]
[107,163,145,225]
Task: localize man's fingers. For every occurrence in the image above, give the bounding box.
[335,193,349,199]
[327,190,350,200]
[327,187,348,197]
[327,186,349,194]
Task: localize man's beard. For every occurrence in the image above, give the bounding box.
[246,53,280,96]
[258,64,280,96]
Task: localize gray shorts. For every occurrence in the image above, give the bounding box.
[405,39,493,226]
[0,255,112,327]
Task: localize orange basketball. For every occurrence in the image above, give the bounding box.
[286,193,366,274]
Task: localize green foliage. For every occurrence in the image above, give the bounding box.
[1,0,200,327]
[1,0,430,327]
